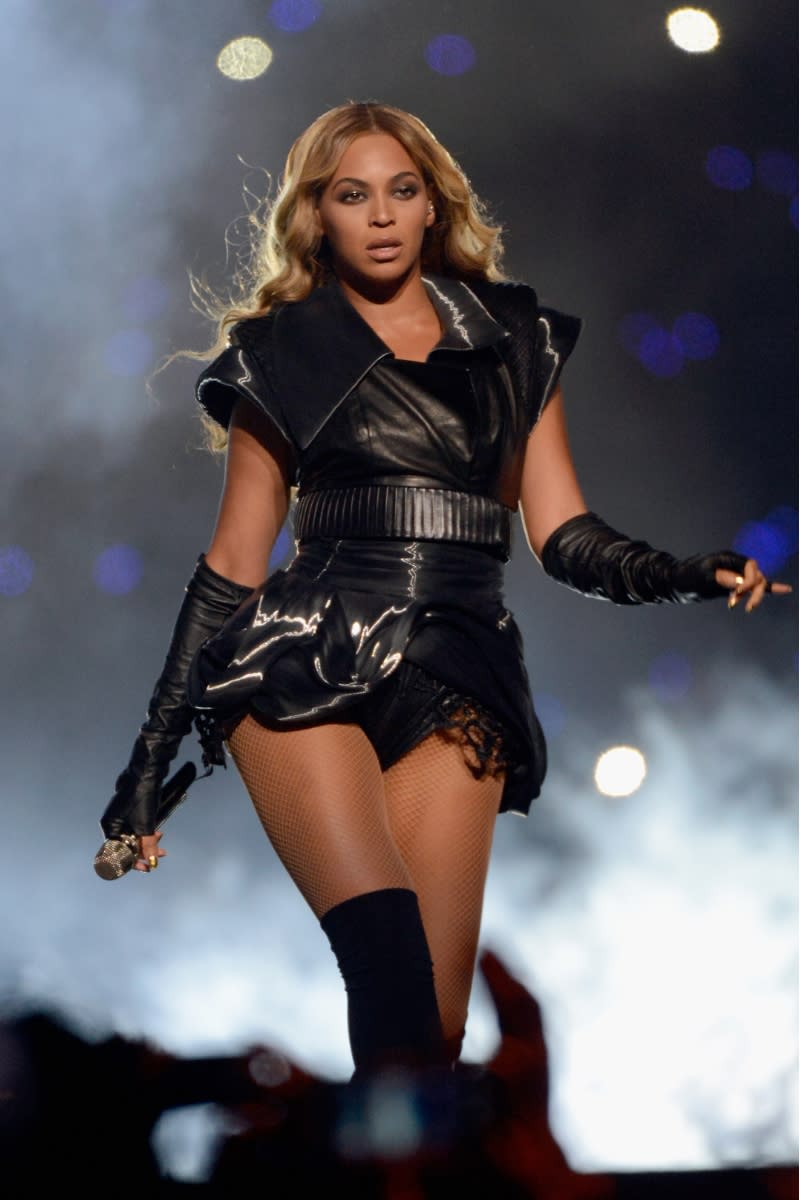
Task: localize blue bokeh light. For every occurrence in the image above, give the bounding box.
[637,327,684,378]
[123,276,169,322]
[269,527,293,568]
[705,146,754,191]
[672,312,720,361]
[0,546,34,597]
[424,34,477,76]
[94,544,144,595]
[755,150,797,196]
[733,507,798,577]
[648,651,693,703]
[104,329,154,377]
[533,692,566,739]
[269,0,322,32]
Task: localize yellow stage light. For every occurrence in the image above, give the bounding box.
[667,8,721,53]
[216,37,273,81]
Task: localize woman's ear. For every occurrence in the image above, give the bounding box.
[425,194,436,228]
[312,205,324,237]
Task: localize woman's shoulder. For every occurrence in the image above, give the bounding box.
[466,277,540,332]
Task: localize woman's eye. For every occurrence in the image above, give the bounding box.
[339,190,364,203]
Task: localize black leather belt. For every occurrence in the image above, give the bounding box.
[293,485,512,558]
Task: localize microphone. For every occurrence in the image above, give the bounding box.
[93,761,197,880]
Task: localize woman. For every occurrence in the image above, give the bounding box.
[97,102,789,1082]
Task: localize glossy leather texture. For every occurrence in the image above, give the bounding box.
[541,512,749,604]
[195,274,581,512]
[101,556,253,838]
[188,538,546,815]
[190,274,582,817]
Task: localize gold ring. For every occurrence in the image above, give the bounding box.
[147,855,158,870]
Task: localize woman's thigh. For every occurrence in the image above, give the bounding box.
[226,714,413,919]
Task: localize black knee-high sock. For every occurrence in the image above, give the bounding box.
[320,887,446,1077]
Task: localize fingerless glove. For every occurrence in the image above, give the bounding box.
[100,555,252,840]
[540,512,748,605]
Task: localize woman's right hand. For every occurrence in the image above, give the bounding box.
[134,831,166,873]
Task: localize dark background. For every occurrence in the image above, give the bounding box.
[0,0,796,1181]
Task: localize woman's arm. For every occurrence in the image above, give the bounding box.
[205,398,293,587]
[100,398,293,874]
[517,384,588,560]
[518,386,790,610]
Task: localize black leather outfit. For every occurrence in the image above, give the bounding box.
[188,274,581,815]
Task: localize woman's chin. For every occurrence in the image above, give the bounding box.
[338,257,421,296]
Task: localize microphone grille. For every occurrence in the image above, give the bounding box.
[94,838,137,880]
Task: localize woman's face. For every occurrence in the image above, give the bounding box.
[314,132,434,288]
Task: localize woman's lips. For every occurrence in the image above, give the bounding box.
[366,242,402,261]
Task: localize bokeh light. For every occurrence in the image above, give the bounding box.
[733,507,798,578]
[270,527,293,568]
[637,327,684,378]
[0,546,34,597]
[534,692,567,738]
[104,329,154,377]
[216,37,273,81]
[93,544,144,595]
[666,8,721,53]
[123,276,169,323]
[672,312,720,360]
[755,150,798,196]
[648,651,693,702]
[269,0,322,32]
[705,146,753,191]
[594,746,648,797]
[424,34,477,76]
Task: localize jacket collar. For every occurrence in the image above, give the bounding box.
[266,274,510,450]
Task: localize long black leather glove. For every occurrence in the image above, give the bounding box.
[100,555,253,840]
[540,512,749,605]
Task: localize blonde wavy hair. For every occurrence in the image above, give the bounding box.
[183,100,506,451]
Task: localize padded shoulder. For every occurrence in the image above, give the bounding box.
[473,277,582,429]
[194,312,293,447]
[467,278,539,336]
[531,305,583,425]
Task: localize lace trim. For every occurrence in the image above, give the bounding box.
[194,711,228,770]
[435,693,512,778]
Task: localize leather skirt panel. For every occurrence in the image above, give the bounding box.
[187,538,546,815]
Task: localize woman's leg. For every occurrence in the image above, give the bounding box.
[381,730,504,1065]
[226,715,446,1075]
[227,714,411,916]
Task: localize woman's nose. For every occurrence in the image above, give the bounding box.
[368,197,395,226]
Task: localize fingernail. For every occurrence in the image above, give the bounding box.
[728,594,738,609]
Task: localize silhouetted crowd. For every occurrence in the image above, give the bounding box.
[1,949,795,1198]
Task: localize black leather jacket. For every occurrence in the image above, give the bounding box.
[195,273,581,511]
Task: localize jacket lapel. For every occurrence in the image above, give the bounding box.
[267,275,511,450]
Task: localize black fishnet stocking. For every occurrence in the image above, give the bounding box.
[226,715,412,919]
[226,714,504,1062]
[382,731,503,1056]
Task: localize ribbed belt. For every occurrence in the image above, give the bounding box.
[293,485,512,557]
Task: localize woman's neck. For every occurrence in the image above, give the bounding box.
[336,269,443,363]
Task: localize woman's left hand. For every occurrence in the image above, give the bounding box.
[716,558,793,612]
